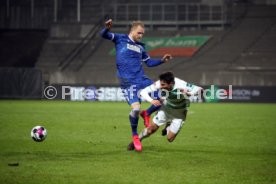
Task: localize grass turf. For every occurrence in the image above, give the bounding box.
[0,100,275,184]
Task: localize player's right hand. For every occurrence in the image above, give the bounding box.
[150,100,162,106]
[105,19,112,29]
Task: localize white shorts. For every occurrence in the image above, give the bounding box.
[152,110,187,134]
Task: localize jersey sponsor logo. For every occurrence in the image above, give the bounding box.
[127,43,141,53]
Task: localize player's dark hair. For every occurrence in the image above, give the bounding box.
[159,71,175,84]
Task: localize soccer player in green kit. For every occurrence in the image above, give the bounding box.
[128,71,203,150]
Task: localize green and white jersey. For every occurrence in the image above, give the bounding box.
[140,77,202,119]
[141,77,201,107]
[161,88,190,110]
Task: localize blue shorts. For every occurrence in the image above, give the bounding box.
[120,77,158,105]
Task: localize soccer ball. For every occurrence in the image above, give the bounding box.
[31,126,47,142]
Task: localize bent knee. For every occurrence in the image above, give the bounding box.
[167,137,175,142]
[147,125,159,134]
[130,107,140,118]
[167,134,176,142]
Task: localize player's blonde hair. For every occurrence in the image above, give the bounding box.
[130,21,145,32]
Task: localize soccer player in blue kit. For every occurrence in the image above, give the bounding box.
[100,19,172,151]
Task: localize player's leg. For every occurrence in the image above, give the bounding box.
[161,121,171,136]
[129,102,143,151]
[140,109,168,140]
[123,84,141,137]
[129,102,141,136]
[166,119,184,142]
[167,119,184,142]
[140,80,161,127]
[127,110,167,151]
[161,109,187,137]
[141,91,161,125]
[139,123,159,141]
[166,110,187,142]
[127,123,159,151]
[123,84,143,151]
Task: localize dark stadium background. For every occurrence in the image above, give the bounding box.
[0,0,276,102]
[1,1,276,184]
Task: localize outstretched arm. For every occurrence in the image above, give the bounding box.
[181,87,203,96]
[100,19,115,40]
[144,54,172,67]
[140,82,162,106]
[144,58,163,67]
[177,78,203,96]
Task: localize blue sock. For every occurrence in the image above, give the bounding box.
[129,115,139,136]
[146,105,160,116]
[146,90,161,115]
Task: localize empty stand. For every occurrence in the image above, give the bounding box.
[34,3,276,86]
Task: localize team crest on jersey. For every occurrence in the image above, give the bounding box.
[127,43,141,53]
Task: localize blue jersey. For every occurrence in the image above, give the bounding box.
[100,28,163,82]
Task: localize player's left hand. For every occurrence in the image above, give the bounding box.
[161,54,172,63]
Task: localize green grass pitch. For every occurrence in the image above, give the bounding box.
[0,100,276,184]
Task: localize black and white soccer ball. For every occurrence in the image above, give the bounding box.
[31,126,47,142]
